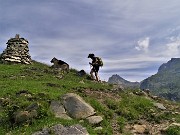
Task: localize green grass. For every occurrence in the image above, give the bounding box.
[0,61,113,134]
[165,126,180,135]
[106,92,154,121]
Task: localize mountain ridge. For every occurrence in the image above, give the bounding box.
[140,58,180,101]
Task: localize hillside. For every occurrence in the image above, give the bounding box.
[141,58,180,101]
[0,61,180,135]
[108,74,140,89]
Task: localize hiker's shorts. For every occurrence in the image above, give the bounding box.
[92,65,99,72]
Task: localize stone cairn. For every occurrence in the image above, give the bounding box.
[0,34,32,64]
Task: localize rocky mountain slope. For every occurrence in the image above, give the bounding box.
[0,61,179,135]
[108,74,140,89]
[140,58,180,101]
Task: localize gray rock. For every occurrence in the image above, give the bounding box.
[94,127,103,131]
[50,100,72,120]
[86,116,103,124]
[50,124,68,134]
[14,111,31,124]
[32,124,89,135]
[64,124,89,135]
[26,103,39,111]
[32,128,49,135]
[153,103,166,110]
[62,93,96,119]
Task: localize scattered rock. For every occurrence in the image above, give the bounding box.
[133,124,147,134]
[13,109,38,125]
[77,70,86,77]
[50,100,72,120]
[153,103,166,110]
[14,111,31,124]
[32,128,49,135]
[26,103,39,111]
[61,93,96,119]
[50,124,89,135]
[170,123,180,127]
[16,90,32,98]
[79,80,85,84]
[86,116,103,125]
[33,124,89,135]
[0,98,10,106]
[29,110,38,118]
[133,90,148,97]
[94,127,103,131]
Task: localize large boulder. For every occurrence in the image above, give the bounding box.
[61,93,96,119]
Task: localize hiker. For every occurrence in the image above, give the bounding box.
[87,53,103,81]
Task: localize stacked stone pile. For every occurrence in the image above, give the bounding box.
[0,34,32,64]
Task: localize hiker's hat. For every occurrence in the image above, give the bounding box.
[88,53,95,58]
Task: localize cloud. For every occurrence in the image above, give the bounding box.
[1,0,180,82]
[135,37,150,52]
[165,37,180,57]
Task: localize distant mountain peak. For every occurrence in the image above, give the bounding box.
[158,58,180,73]
[108,74,140,89]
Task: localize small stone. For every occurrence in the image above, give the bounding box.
[133,124,147,134]
[14,111,31,124]
[79,80,85,84]
[79,120,84,123]
[86,116,103,124]
[26,103,39,111]
[153,103,166,110]
[94,127,103,130]
[50,124,89,135]
[170,123,180,127]
[32,128,49,135]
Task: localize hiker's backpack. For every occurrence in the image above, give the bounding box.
[96,57,103,67]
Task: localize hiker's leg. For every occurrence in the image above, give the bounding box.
[94,66,100,81]
[90,69,95,80]
[95,72,99,81]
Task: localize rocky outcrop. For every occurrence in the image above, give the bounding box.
[108,74,140,89]
[0,34,31,64]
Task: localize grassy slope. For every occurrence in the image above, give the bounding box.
[0,61,179,135]
[0,61,112,134]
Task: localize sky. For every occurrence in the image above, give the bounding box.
[1,0,180,82]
